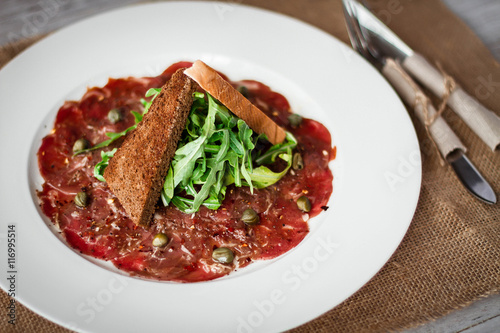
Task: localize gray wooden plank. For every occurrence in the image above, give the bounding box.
[0,0,141,45]
[406,293,500,333]
[461,315,500,333]
[442,0,500,60]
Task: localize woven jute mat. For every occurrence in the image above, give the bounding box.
[1,0,499,332]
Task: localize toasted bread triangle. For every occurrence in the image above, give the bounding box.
[104,69,196,227]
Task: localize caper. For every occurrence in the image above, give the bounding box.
[72,138,90,153]
[212,247,234,264]
[292,152,304,170]
[152,233,169,248]
[288,113,303,127]
[108,108,123,124]
[74,191,89,208]
[237,86,249,98]
[297,195,311,212]
[241,208,260,225]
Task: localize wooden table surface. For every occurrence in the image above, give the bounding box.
[0,1,498,332]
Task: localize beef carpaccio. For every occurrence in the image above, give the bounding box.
[37,61,335,282]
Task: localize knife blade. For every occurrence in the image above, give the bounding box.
[448,150,497,204]
[345,0,500,152]
[342,0,497,204]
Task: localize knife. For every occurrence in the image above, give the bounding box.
[342,0,497,204]
[345,0,500,152]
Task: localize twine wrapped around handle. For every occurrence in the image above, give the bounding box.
[403,53,500,151]
[382,59,466,166]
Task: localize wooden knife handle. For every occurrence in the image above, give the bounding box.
[403,53,500,151]
[381,59,466,159]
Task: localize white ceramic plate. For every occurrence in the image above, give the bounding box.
[0,2,421,332]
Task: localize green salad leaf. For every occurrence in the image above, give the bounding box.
[161,93,297,213]
[91,89,297,214]
[94,148,117,181]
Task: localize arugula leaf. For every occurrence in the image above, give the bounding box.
[161,92,297,214]
[254,132,297,165]
[94,148,117,181]
[145,87,161,98]
[237,119,255,193]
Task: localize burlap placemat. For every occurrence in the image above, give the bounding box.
[1,1,498,332]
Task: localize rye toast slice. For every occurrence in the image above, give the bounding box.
[104,69,196,227]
